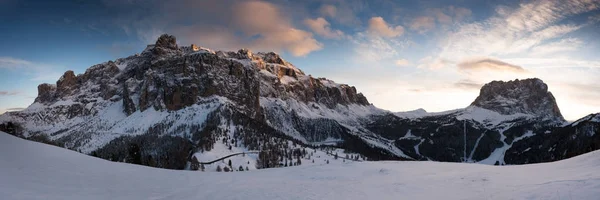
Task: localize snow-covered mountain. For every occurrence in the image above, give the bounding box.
[380,78,594,164]
[0,34,598,169]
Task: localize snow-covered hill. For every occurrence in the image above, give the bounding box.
[2,131,600,200]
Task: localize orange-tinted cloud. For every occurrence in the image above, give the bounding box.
[304,17,345,39]
[172,0,322,56]
[368,17,404,37]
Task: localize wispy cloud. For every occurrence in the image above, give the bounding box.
[351,32,409,62]
[0,57,64,81]
[304,17,345,39]
[457,57,528,73]
[395,59,410,67]
[436,0,598,62]
[317,3,362,26]
[410,16,435,33]
[453,79,482,91]
[319,4,337,18]
[530,38,583,56]
[0,91,21,96]
[0,57,32,69]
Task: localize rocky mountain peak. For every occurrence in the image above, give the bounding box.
[151,34,181,56]
[155,34,178,50]
[470,78,563,120]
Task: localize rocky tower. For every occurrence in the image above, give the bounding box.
[470,78,564,121]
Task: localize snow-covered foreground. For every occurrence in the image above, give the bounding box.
[1,131,599,200]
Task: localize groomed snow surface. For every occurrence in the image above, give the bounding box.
[2,131,600,200]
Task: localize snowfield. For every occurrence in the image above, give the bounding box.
[1,131,599,200]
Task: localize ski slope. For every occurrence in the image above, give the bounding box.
[1,131,599,200]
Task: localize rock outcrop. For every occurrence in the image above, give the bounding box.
[56,70,78,97]
[471,78,563,120]
[35,83,57,103]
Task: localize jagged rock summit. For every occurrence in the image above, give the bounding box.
[470,78,563,121]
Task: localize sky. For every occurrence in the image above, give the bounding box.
[0,0,599,121]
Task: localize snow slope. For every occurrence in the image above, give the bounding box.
[2,131,600,200]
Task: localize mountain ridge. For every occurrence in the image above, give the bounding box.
[0,34,598,169]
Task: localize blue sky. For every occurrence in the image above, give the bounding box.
[1,0,599,120]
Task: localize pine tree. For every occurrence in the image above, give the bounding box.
[216,165,222,172]
[224,166,231,172]
[239,165,244,171]
[326,160,329,164]
[246,166,249,171]
[228,159,232,168]
[191,156,199,170]
[200,164,205,172]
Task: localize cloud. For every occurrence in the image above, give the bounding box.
[457,58,528,73]
[449,6,472,21]
[434,11,452,24]
[431,6,472,24]
[304,17,345,39]
[226,1,322,56]
[350,31,410,62]
[410,16,436,33]
[503,57,600,69]
[368,17,404,38]
[417,56,452,69]
[453,80,483,90]
[0,91,20,96]
[0,57,32,69]
[319,4,336,18]
[530,38,582,56]
[395,59,410,67]
[437,0,599,61]
[352,33,398,61]
[317,2,362,26]
[118,0,322,57]
[0,57,65,81]
[502,0,598,32]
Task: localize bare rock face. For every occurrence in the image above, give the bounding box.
[122,83,136,116]
[190,44,200,52]
[56,70,78,97]
[152,34,181,56]
[471,78,563,120]
[236,48,253,59]
[35,83,57,103]
[155,34,178,50]
[261,52,286,65]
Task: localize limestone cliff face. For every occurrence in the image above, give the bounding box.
[30,34,369,120]
[471,78,563,121]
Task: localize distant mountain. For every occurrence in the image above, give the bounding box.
[0,34,598,169]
